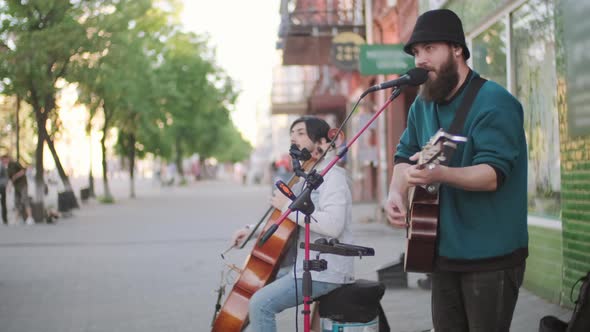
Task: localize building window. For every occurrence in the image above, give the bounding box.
[472,20,508,88]
[442,0,512,32]
[467,0,561,219]
[512,0,560,218]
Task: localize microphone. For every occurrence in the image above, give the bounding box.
[363,67,429,95]
[289,144,311,161]
[289,144,311,177]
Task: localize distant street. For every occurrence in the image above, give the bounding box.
[0,179,406,332]
[0,180,276,332]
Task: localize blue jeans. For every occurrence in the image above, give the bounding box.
[249,273,342,332]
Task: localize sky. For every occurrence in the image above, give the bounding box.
[180,1,281,146]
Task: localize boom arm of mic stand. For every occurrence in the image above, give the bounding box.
[315,87,402,178]
[257,87,404,332]
[258,87,403,248]
[257,186,317,246]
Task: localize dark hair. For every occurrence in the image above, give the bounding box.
[449,42,466,60]
[290,116,331,144]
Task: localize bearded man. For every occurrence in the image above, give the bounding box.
[384,9,528,332]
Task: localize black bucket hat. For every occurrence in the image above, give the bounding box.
[403,9,470,59]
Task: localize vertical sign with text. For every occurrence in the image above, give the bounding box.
[331,32,366,72]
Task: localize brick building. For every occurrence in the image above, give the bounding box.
[272,0,590,308]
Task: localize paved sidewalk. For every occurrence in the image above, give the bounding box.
[330,202,573,332]
[0,179,573,332]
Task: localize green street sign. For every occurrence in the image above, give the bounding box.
[359,44,414,76]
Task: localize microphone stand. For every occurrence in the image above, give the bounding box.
[259,86,404,332]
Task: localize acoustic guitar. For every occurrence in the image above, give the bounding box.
[404,129,467,273]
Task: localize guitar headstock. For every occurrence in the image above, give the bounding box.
[416,129,467,194]
[418,129,467,166]
[418,143,445,167]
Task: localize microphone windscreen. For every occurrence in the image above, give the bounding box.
[300,148,311,161]
[406,67,429,86]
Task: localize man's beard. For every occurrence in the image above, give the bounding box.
[419,52,459,104]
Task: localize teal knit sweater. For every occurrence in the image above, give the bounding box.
[396,72,528,262]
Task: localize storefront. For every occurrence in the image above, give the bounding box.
[419,0,590,306]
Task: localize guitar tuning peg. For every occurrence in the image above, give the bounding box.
[437,156,446,162]
[443,142,457,149]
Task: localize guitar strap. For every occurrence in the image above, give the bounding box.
[440,75,487,166]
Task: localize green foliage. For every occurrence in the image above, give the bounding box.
[98,195,115,204]
[0,0,252,185]
[0,96,36,161]
[0,0,124,201]
[0,0,109,107]
[154,30,249,163]
[212,121,253,163]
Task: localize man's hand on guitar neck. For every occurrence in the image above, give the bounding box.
[404,151,444,187]
[407,152,499,192]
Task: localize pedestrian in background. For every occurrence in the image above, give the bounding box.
[0,157,8,224]
[1,154,34,225]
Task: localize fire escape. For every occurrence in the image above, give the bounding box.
[271,0,366,123]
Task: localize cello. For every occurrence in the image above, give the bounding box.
[211,159,315,332]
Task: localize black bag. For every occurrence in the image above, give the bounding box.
[539,271,590,332]
[539,316,568,332]
[316,279,385,323]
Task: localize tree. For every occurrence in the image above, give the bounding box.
[113,0,178,197]
[0,0,117,216]
[0,95,35,160]
[152,31,250,181]
[70,0,161,200]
